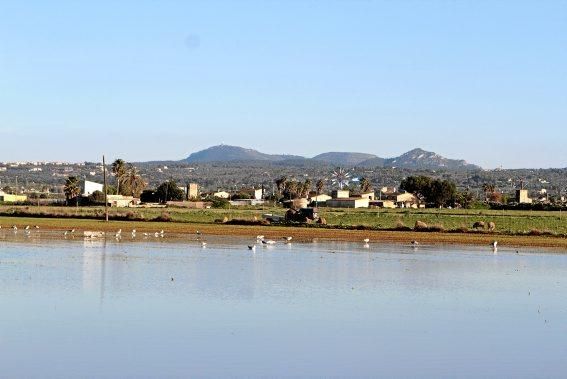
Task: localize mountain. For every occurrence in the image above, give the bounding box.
[375,148,479,169]
[180,145,480,169]
[183,145,304,163]
[312,152,379,166]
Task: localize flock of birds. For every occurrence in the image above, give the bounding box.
[1,224,501,252]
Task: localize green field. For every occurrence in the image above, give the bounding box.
[1,205,567,237]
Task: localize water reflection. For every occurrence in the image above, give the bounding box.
[0,238,566,377]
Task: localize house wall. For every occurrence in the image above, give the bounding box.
[327,198,369,208]
[83,180,104,196]
[0,194,28,202]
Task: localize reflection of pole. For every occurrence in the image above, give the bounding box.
[103,155,108,222]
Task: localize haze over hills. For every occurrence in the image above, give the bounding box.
[181,145,480,170]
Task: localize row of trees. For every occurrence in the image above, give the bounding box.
[273,176,372,200]
[62,159,147,205]
[400,176,458,207]
[111,159,146,197]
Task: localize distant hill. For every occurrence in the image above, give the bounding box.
[180,145,480,170]
[313,152,379,166]
[380,148,479,169]
[183,145,304,163]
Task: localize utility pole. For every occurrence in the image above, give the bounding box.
[103,155,108,222]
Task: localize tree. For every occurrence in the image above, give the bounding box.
[399,175,457,207]
[275,176,288,195]
[300,179,312,198]
[155,180,185,202]
[88,190,105,204]
[111,159,127,195]
[482,183,496,201]
[63,176,81,206]
[284,180,299,199]
[455,190,475,209]
[316,179,325,196]
[428,179,457,207]
[359,177,371,193]
[123,165,146,197]
[400,175,432,200]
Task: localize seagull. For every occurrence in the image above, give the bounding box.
[256,235,265,240]
[363,238,370,244]
[201,241,207,247]
[131,229,136,234]
[491,241,498,249]
[196,230,201,235]
[35,225,40,229]
[24,225,30,230]
[283,236,293,242]
[411,240,419,246]
[248,245,256,251]
[262,239,276,245]
[12,225,17,230]
[154,232,160,237]
[117,229,122,234]
[70,229,75,233]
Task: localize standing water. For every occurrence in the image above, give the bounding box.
[1,234,566,377]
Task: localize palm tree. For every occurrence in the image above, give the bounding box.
[64,176,81,206]
[300,179,312,198]
[275,176,288,196]
[360,177,371,193]
[315,179,325,207]
[286,180,298,200]
[111,159,127,195]
[482,183,496,201]
[123,165,146,197]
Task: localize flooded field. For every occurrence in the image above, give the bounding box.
[1,231,567,377]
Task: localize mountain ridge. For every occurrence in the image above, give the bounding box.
[181,145,480,170]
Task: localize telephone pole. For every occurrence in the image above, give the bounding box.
[103,155,109,222]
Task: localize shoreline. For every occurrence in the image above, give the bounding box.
[2,216,567,249]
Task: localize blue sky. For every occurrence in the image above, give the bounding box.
[0,1,565,168]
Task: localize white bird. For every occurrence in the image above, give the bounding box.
[24,225,30,230]
[262,239,276,245]
[363,238,370,244]
[256,235,264,240]
[131,229,136,234]
[70,229,75,233]
[196,230,201,235]
[283,236,293,242]
[201,241,207,247]
[35,225,40,229]
[12,225,17,230]
[154,232,160,237]
[411,240,419,246]
[248,245,256,251]
[491,241,498,248]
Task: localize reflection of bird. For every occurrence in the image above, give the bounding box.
[363,238,370,244]
[248,245,256,251]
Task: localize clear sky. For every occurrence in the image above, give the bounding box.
[0,1,565,168]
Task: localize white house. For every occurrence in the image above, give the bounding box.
[83,180,104,196]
